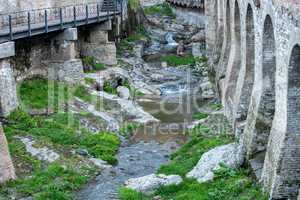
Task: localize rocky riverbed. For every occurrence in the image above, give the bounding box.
[75,3,213,199]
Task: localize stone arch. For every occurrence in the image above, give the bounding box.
[224,0,241,110]
[250,15,276,178]
[276,44,300,198]
[236,4,255,122]
[214,0,224,63]
[222,0,231,73]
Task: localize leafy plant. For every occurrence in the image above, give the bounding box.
[103,81,118,94]
[120,122,140,138]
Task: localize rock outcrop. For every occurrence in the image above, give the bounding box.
[125,174,182,193]
[186,143,243,183]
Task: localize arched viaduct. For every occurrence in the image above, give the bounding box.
[204,0,300,199]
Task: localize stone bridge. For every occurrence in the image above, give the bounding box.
[0,0,124,116]
[168,0,300,199]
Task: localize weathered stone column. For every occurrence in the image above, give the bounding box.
[0,125,16,183]
[0,42,18,116]
[47,28,83,83]
[81,20,117,66]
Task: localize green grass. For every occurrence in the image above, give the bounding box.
[84,77,96,85]
[19,77,69,111]
[73,85,92,102]
[160,54,207,67]
[5,110,120,165]
[82,56,106,73]
[81,133,120,165]
[120,122,140,138]
[157,133,233,177]
[154,166,267,200]
[1,164,88,200]
[193,112,209,120]
[118,187,150,200]
[144,2,176,18]
[209,103,223,111]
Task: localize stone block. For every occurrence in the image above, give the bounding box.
[51,41,77,61]
[56,28,78,41]
[0,42,15,59]
[89,30,108,44]
[47,59,84,83]
[97,20,112,31]
[0,59,18,116]
[82,42,117,66]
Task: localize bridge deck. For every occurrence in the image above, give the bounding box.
[0,1,121,44]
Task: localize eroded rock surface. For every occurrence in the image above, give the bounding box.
[186,143,244,183]
[125,173,182,193]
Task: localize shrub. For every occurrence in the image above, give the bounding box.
[120,122,140,138]
[82,56,106,73]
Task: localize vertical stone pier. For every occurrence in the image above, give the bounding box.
[47,28,84,83]
[0,42,18,116]
[0,125,16,183]
[81,20,117,66]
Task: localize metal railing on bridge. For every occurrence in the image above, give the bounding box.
[167,0,204,9]
[0,0,122,43]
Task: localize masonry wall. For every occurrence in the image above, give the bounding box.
[206,0,300,199]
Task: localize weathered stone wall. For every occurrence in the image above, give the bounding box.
[206,0,300,199]
[0,0,100,13]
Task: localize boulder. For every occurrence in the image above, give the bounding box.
[125,174,182,194]
[89,158,112,169]
[186,143,244,183]
[191,30,205,42]
[200,80,215,99]
[117,86,131,99]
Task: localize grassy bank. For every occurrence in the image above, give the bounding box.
[118,113,267,200]
[0,77,121,200]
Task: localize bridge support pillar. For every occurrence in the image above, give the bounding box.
[0,42,18,116]
[81,21,117,66]
[47,28,83,83]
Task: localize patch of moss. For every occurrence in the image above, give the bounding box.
[193,112,209,120]
[144,2,176,18]
[209,103,223,111]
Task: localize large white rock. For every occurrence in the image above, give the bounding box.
[117,86,131,100]
[125,174,182,194]
[186,143,243,183]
